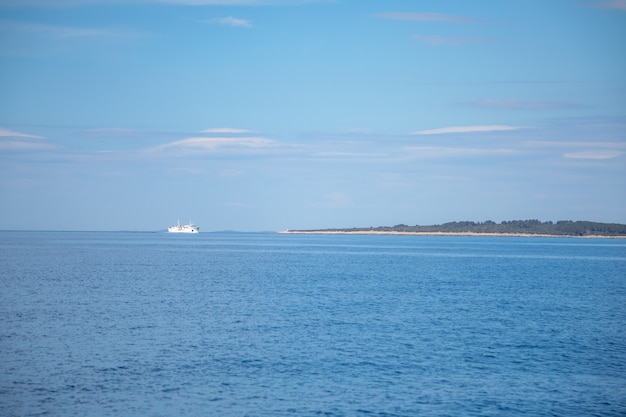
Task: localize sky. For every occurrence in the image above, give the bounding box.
[0,0,625,231]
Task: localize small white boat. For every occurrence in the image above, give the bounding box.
[168,220,199,233]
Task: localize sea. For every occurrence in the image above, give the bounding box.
[1,231,625,417]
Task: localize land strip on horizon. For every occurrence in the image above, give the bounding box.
[280,220,626,238]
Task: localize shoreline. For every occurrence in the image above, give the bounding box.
[279,230,626,239]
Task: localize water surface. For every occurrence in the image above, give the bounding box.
[1,232,625,416]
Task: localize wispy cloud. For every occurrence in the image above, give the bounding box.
[412,34,494,46]
[587,0,626,11]
[151,136,278,154]
[377,11,492,47]
[524,140,626,149]
[563,150,624,159]
[470,99,585,110]
[522,140,626,160]
[80,127,256,139]
[0,128,45,139]
[0,128,55,150]
[412,125,522,135]
[201,17,252,27]
[376,12,474,23]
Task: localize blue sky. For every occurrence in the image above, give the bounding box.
[1,0,625,231]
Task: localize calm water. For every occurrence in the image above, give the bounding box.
[1,231,625,417]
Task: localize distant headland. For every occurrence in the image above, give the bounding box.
[281,220,626,238]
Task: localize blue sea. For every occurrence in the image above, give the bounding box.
[1,231,625,417]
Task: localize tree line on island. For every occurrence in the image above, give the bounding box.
[297,220,626,237]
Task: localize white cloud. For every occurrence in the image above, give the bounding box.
[200,127,253,134]
[523,140,626,160]
[563,150,624,159]
[412,125,522,135]
[524,140,626,149]
[0,128,44,139]
[152,136,278,153]
[0,128,55,151]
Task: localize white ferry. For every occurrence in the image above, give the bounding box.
[168,220,199,234]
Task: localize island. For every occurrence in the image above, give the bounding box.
[281,220,626,238]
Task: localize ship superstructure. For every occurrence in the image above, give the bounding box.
[168,220,199,233]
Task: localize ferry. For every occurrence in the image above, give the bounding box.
[168,220,199,233]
